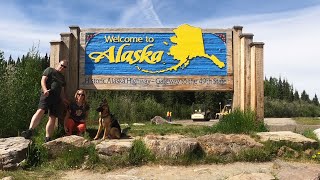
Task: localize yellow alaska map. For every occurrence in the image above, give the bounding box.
[139,24,225,73]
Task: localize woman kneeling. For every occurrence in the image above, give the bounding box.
[64,89,90,136]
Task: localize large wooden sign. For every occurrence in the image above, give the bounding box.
[50,25,264,120]
[79,24,233,91]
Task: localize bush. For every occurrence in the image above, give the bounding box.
[128,139,155,165]
[215,109,268,134]
[265,98,320,117]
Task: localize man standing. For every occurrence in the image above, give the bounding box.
[22,60,69,142]
[166,111,172,122]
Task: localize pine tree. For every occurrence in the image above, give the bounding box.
[312,94,319,106]
[293,90,300,101]
[301,90,310,102]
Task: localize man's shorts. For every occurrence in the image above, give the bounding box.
[38,93,61,117]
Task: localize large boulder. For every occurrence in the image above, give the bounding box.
[43,135,91,157]
[197,134,263,156]
[143,134,199,158]
[313,128,320,141]
[95,139,135,159]
[256,131,318,148]
[0,137,31,170]
[150,116,168,125]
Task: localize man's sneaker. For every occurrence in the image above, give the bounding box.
[21,129,33,139]
[45,137,51,143]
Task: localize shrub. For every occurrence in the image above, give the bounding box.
[215,109,268,134]
[128,139,155,165]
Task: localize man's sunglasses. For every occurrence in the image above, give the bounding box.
[60,64,67,68]
[77,93,85,97]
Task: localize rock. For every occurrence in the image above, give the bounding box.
[132,123,145,126]
[150,116,168,125]
[277,146,299,158]
[313,128,320,141]
[0,137,31,170]
[256,131,318,148]
[197,134,263,156]
[95,138,134,158]
[143,134,199,158]
[43,135,91,157]
[1,176,14,180]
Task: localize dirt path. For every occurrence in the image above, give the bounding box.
[61,160,320,180]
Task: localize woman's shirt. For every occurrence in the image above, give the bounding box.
[69,102,90,122]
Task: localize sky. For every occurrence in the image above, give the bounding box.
[0,0,320,97]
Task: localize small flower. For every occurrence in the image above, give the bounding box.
[312,155,316,159]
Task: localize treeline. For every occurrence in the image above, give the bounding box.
[265,77,319,105]
[264,77,320,117]
[0,49,319,137]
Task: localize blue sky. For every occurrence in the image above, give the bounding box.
[1,0,320,97]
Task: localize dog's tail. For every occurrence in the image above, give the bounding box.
[120,127,131,138]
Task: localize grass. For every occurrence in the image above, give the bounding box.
[302,129,319,141]
[216,109,268,134]
[126,123,216,137]
[293,117,320,125]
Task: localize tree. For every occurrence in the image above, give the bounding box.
[301,90,310,102]
[312,94,319,106]
[293,90,300,101]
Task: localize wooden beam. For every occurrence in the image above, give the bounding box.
[251,42,265,120]
[232,26,243,109]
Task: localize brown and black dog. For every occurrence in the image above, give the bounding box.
[94,99,121,140]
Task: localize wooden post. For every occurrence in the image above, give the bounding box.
[49,41,61,68]
[69,25,80,98]
[60,32,73,100]
[57,33,71,128]
[239,33,253,110]
[232,26,243,110]
[251,42,265,120]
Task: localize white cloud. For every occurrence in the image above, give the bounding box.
[118,0,163,27]
[193,5,320,97]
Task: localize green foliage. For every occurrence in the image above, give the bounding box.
[128,139,155,165]
[128,123,216,137]
[215,109,268,134]
[0,55,44,137]
[265,97,320,117]
[23,142,49,168]
[235,148,272,162]
[311,151,320,161]
[302,130,319,141]
[45,145,99,170]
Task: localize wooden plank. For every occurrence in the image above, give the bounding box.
[251,42,265,120]
[250,45,256,111]
[240,33,253,110]
[69,26,80,95]
[79,75,233,91]
[49,40,61,68]
[60,32,73,99]
[232,26,242,109]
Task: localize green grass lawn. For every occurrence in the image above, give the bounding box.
[293,117,320,125]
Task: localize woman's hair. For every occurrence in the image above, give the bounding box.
[74,89,87,105]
